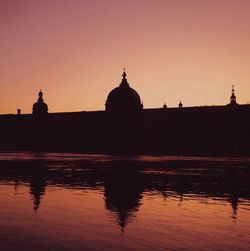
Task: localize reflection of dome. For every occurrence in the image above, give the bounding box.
[32,90,48,116]
[104,168,144,232]
[105,71,143,112]
[29,168,47,212]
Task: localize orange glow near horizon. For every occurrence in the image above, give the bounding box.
[1,0,250,114]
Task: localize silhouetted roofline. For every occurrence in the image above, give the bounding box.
[1,103,250,118]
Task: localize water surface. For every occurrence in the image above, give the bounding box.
[0,152,249,251]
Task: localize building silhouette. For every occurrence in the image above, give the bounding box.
[0,70,250,155]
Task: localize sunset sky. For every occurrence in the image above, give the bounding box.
[1,0,250,114]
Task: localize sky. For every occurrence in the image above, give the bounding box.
[1,0,250,114]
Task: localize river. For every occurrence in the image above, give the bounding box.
[0,152,249,250]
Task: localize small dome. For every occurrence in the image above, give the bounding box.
[32,90,48,116]
[105,71,143,112]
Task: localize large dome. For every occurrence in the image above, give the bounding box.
[105,71,143,112]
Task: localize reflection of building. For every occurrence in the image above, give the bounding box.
[0,159,249,227]
[105,70,143,112]
[29,169,47,212]
[104,169,144,232]
[32,90,48,116]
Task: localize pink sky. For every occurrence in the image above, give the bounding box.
[1,0,250,114]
